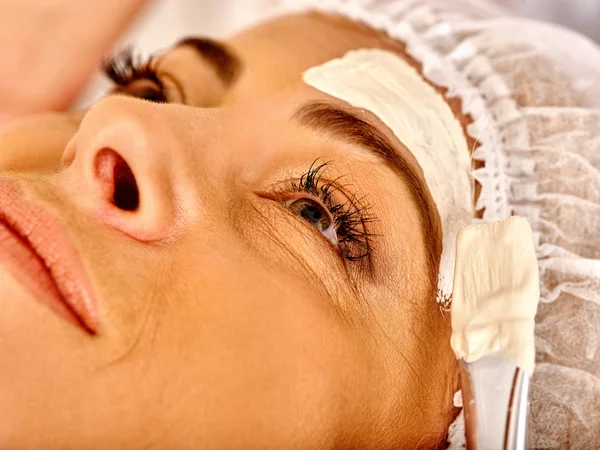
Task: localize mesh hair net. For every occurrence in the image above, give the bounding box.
[272,0,600,447]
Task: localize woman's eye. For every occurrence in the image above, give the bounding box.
[127,81,167,103]
[286,198,338,246]
[103,49,169,103]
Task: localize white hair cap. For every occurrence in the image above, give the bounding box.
[271,0,600,447]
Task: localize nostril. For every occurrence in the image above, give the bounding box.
[94,148,139,211]
[113,157,139,211]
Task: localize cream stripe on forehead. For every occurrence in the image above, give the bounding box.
[302,49,474,302]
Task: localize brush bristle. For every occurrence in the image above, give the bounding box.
[450,216,540,376]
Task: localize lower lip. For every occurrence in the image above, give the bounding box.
[0,221,85,329]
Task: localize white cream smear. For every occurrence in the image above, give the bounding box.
[450,217,540,376]
[303,49,473,302]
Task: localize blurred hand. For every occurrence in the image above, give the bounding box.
[0,0,148,126]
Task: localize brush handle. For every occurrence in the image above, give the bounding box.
[460,355,530,450]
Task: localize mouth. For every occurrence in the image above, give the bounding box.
[0,179,97,334]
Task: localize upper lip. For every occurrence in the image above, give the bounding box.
[0,179,98,334]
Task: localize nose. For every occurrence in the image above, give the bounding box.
[63,96,195,241]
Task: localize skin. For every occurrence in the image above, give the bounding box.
[0,12,460,449]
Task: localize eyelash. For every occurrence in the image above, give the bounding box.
[102,48,167,102]
[278,160,376,264]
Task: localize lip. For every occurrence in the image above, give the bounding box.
[0,179,97,334]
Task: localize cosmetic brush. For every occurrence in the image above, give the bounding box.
[450,216,540,450]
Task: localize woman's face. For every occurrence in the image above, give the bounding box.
[0,12,458,449]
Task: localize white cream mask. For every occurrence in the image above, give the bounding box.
[303,49,473,302]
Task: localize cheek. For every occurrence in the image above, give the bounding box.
[0,113,79,173]
[130,245,376,446]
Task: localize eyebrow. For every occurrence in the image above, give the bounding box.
[176,37,241,86]
[293,102,440,277]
